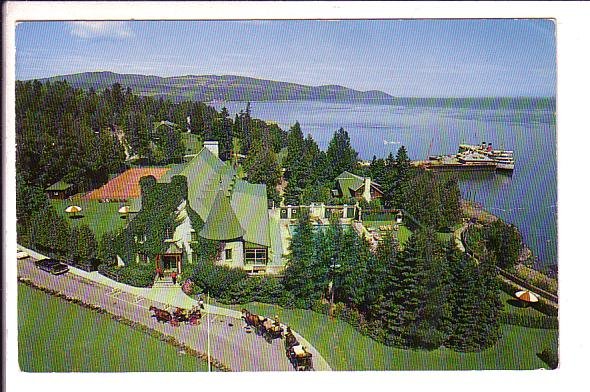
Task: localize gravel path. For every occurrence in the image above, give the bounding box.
[17,249,331,372]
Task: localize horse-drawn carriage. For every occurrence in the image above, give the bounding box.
[284,327,313,371]
[149,305,202,326]
[241,309,284,343]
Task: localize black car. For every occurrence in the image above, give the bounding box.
[35,258,69,275]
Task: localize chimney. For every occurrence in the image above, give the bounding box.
[204,141,219,158]
[363,177,372,202]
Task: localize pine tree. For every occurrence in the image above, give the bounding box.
[285,122,304,180]
[326,127,358,179]
[283,211,324,307]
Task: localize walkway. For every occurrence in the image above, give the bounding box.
[16,245,331,372]
[453,225,558,308]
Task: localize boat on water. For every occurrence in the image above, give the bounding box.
[413,141,515,173]
[459,142,515,171]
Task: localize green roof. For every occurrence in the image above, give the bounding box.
[157,162,189,183]
[164,146,272,246]
[335,171,364,197]
[335,171,382,197]
[180,147,237,219]
[230,180,270,247]
[46,181,73,191]
[199,190,245,241]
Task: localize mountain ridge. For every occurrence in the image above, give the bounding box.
[30,71,396,103]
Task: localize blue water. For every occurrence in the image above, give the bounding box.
[213,100,557,270]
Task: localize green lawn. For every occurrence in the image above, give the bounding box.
[363,221,412,247]
[18,284,210,372]
[51,199,129,239]
[219,300,557,371]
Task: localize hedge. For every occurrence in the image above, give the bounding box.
[499,312,558,329]
[98,263,155,288]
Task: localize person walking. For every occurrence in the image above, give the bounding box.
[156,267,163,280]
[171,271,178,285]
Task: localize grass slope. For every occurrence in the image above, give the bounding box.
[221,300,557,371]
[18,284,209,372]
[51,199,128,239]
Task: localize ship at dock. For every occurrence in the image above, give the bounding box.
[413,142,515,172]
[459,142,515,171]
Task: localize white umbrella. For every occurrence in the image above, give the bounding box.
[515,290,539,303]
[118,205,130,214]
[65,205,82,213]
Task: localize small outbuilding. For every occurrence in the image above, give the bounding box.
[46,180,74,199]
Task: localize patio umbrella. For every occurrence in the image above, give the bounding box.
[65,205,82,213]
[515,290,539,303]
[65,205,82,218]
[118,205,130,219]
[118,205,130,214]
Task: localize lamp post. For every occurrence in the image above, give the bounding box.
[328,257,341,320]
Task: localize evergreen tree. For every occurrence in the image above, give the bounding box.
[326,128,358,179]
[485,219,523,269]
[243,139,282,204]
[283,181,303,206]
[391,146,411,208]
[412,231,453,349]
[285,122,304,180]
[448,252,481,351]
[283,211,324,308]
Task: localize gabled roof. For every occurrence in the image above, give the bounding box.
[199,189,245,241]
[335,171,365,194]
[46,181,73,191]
[230,180,270,247]
[335,171,382,195]
[162,146,271,246]
[180,147,237,219]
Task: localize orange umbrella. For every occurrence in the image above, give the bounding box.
[515,290,539,303]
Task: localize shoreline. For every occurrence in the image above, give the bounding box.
[460,199,557,280]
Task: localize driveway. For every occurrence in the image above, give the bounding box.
[17,253,330,371]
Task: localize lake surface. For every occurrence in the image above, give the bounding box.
[213,100,557,271]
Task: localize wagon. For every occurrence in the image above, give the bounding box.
[287,344,313,371]
[259,318,284,343]
[172,307,202,325]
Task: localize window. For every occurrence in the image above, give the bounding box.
[225,249,233,260]
[191,231,198,242]
[245,248,267,265]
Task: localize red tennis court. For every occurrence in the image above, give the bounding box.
[83,167,170,200]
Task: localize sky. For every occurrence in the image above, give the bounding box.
[15,19,556,97]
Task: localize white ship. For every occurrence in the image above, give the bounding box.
[459,142,515,171]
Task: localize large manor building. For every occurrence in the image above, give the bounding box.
[154,143,285,275]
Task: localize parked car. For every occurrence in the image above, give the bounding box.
[34,258,69,275]
[17,250,30,260]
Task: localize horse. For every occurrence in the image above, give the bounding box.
[284,327,298,350]
[149,305,172,323]
[241,309,263,331]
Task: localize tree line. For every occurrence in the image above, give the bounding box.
[283,211,503,352]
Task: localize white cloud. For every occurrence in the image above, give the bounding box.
[69,21,134,39]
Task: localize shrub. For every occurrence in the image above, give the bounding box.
[499,312,558,329]
[189,261,247,298]
[117,263,155,287]
[98,262,155,287]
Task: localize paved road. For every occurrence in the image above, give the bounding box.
[17,253,331,371]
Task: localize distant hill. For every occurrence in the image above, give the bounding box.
[33,71,396,103]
